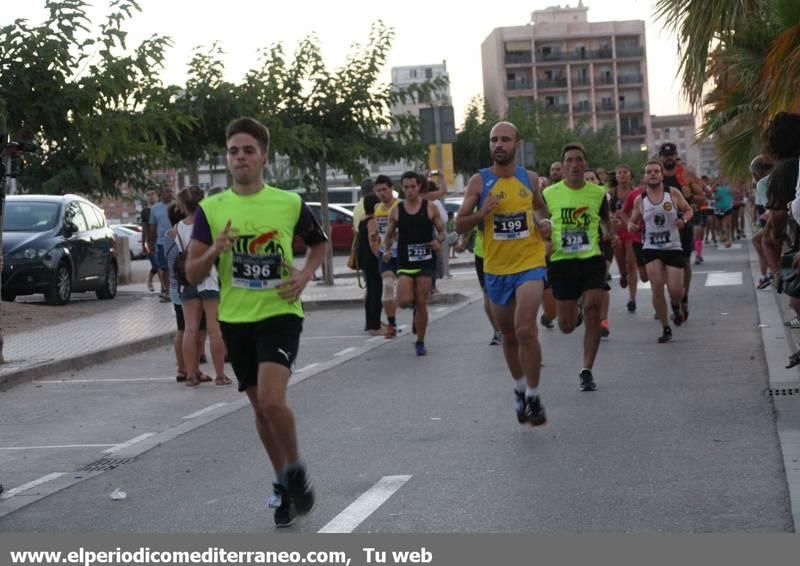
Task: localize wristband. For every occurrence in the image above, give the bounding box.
[540,218,553,226]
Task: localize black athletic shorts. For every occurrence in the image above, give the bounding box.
[632,242,646,268]
[680,224,694,258]
[220,314,303,392]
[643,249,686,269]
[173,304,207,332]
[474,256,485,290]
[548,255,607,301]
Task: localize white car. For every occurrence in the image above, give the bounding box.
[111,225,145,260]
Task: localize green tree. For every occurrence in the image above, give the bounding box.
[246,22,431,284]
[453,96,497,175]
[0,0,176,195]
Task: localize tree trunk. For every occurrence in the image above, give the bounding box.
[318,159,335,286]
[187,160,200,188]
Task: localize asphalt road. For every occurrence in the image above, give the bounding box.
[0,241,792,532]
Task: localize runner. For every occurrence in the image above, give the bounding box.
[550,161,564,184]
[456,121,550,426]
[382,171,446,356]
[584,169,614,338]
[627,160,693,343]
[186,117,327,527]
[608,165,640,310]
[543,143,615,391]
[372,175,400,339]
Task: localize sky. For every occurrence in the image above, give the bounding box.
[8,0,691,126]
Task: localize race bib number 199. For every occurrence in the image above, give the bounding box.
[232,253,283,289]
[493,212,529,240]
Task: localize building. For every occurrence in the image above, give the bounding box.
[650,114,700,172]
[481,1,651,155]
[698,137,720,179]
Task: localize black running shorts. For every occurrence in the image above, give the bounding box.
[642,249,686,269]
[220,314,303,392]
[548,255,607,301]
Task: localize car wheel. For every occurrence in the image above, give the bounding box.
[1,290,16,302]
[45,262,72,305]
[96,261,118,300]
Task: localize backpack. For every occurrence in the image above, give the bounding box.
[173,228,190,288]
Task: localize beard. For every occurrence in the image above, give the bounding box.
[493,150,516,166]
[646,179,662,188]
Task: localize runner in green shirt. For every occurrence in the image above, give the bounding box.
[186,117,328,528]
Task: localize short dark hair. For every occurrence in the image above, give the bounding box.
[360,177,374,197]
[561,143,587,161]
[364,194,380,215]
[374,174,392,187]
[644,160,664,172]
[400,171,419,184]
[167,202,186,226]
[225,117,270,153]
[764,112,800,160]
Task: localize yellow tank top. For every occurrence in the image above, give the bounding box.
[374,198,398,254]
[479,166,546,275]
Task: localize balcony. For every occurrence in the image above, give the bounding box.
[619,101,646,111]
[596,102,616,112]
[621,126,647,136]
[571,77,591,88]
[595,75,615,86]
[616,46,645,58]
[505,52,532,65]
[617,74,644,85]
[543,104,570,114]
[587,48,614,60]
[537,77,568,89]
[573,103,593,114]
[537,51,569,62]
[507,79,534,91]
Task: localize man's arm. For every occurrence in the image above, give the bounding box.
[382,207,399,258]
[627,196,644,233]
[430,203,446,254]
[279,203,329,302]
[186,208,229,285]
[528,171,552,240]
[598,196,615,240]
[671,188,694,224]
[422,173,447,201]
[455,174,498,234]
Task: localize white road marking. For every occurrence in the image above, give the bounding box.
[334,347,357,357]
[0,473,65,500]
[0,444,115,451]
[318,475,412,533]
[706,272,743,287]
[103,433,157,454]
[295,363,320,373]
[366,336,384,343]
[717,243,743,250]
[434,307,448,313]
[181,403,229,420]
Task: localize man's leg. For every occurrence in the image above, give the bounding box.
[581,288,604,370]
[512,280,544,388]
[412,276,432,343]
[382,271,398,337]
[396,275,415,309]
[624,242,639,305]
[646,260,669,328]
[666,265,686,316]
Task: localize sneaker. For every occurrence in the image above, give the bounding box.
[199,354,208,364]
[524,395,547,426]
[757,275,774,290]
[600,319,610,338]
[579,369,597,392]
[286,466,315,516]
[384,323,397,340]
[490,330,502,345]
[415,341,427,356]
[671,303,684,326]
[658,326,673,343]
[694,255,702,265]
[626,300,636,313]
[540,314,555,329]
[682,297,689,322]
[271,484,296,528]
[514,390,526,424]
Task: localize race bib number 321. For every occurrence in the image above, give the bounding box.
[232,253,283,289]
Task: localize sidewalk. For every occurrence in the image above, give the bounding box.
[0,257,480,389]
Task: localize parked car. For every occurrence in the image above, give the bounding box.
[2,195,119,305]
[444,197,464,219]
[293,202,354,254]
[110,224,145,260]
[118,223,142,233]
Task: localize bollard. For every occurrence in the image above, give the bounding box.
[115,236,132,285]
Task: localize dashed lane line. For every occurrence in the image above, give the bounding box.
[318,475,412,533]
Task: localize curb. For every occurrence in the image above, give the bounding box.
[0,293,468,390]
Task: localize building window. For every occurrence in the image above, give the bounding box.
[425,68,433,79]
[654,130,661,140]
[409,69,417,79]
[678,128,686,139]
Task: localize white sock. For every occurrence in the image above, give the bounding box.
[526,386,539,399]
[514,377,526,393]
[581,367,592,374]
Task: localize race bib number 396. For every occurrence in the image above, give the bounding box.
[232,253,283,289]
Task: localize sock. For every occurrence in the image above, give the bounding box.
[581,367,592,374]
[525,386,539,399]
[514,377,526,393]
[388,317,396,326]
[694,239,703,256]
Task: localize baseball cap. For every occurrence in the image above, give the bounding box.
[659,142,677,156]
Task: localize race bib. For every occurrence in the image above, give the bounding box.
[648,231,672,248]
[408,243,432,262]
[376,217,389,237]
[561,230,591,253]
[231,253,283,289]
[493,212,529,240]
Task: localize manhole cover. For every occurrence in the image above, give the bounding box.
[81,458,134,472]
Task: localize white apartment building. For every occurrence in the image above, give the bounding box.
[481,1,651,155]
[650,114,700,172]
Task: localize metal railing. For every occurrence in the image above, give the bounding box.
[537,78,568,89]
[616,46,645,58]
[621,126,647,136]
[504,52,532,64]
[573,103,593,113]
[618,101,645,110]
[617,74,644,84]
[596,102,616,112]
[543,103,570,113]
[506,79,534,90]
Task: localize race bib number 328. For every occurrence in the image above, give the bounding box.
[232,253,283,289]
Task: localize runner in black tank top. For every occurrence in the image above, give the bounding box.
[382,172,446,356]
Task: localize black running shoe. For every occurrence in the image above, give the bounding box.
[671,303,684,326]
[626,300,636,313]
[490,331,502,345]
[658,326,673,343]
[540,314,555,329]
[682,297,689,322]
[524,396,547,426]
[286,466,315,516]
[271,484,296,528]
[579,369,597,392]
[514,390,526,424]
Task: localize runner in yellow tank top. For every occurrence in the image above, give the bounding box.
[456,121,551,427]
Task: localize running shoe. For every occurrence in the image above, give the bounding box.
[540,314,555,329]
[490,330,502,345]
[579,369,597,392]
[697,255,704,264]
[415,341,427,356]
[757,275,774,290]
[682,297,689,322]
[658,326,673,343]
[199,353,208,364]
[384,323,397,339]
[270,483,296,528]
[514,390,526,424]
[671,303,684,326]
[524,396,547,426]
[600,319,610,337]
[626,300,636,313]
[286,466,315,516]
[694,255,702,265]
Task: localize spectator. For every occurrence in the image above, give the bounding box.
[359,194,382,335]
[141,190,159,292]
[149,187,175,302]
[751,155,775,289]
[352,177,375,229]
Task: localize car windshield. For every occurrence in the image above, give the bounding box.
[5,201,61,232]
